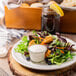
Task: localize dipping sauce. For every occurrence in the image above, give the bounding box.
[28,45,47,62]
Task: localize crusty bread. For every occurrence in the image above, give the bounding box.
[23,0,42,4]
[60,0,76,7]
[30,3,43,7]
[21,3,30,7]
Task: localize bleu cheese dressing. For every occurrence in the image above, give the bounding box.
[28,45,47,62]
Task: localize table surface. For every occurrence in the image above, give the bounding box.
[0,34,76,76]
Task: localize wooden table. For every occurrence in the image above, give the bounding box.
[0,33,76,76]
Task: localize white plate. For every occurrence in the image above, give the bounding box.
[12,36,76,70]
[59,5,76,11]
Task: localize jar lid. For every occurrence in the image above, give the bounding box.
[42,7,57,15]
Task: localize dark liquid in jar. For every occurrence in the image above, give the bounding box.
[42,13,60,34]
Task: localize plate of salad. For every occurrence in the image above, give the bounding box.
[12,31,76,70]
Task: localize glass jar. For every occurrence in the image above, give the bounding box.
[0,31,9,57]
[42,7,60,34]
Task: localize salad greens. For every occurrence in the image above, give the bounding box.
[32,30,38,37]
[15,31,76,65]
[48,51,73,65]
[15,36,29,54]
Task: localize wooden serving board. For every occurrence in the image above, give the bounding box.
[8,48,75,76]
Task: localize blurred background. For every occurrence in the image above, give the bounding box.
[0,0,76,34]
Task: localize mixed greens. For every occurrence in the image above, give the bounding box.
[15,31,75,65]
[15,36,29,54]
